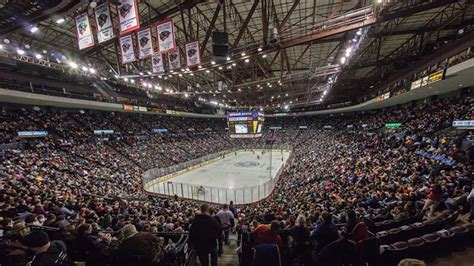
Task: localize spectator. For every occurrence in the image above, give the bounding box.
[22,231,69,266]
[189,204,221,266]
[310,212,340,251]
[116,224,160,266]
[216,204,234,245]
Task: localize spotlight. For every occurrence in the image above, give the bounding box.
[211,60,216,65]
[218,66,223,70]
[30,26,39,33]
[340,57,346,64]
[262,54,267,58]
[198,65,203,69]
[3,38,10,44]
[56,18,65,24]
[232,63,236,66]
[226,56,231,61]
[68,61,78,68]
[184,93,189,98]
[81,66,88,71]
[130,79,135,83]
[89,68,96,74]
[244,58,250,63]
[257,47,263,52]
[34,53,42,59]
[241,52,246,56]
[16,48,25,55]
[139,72,144,76]
[206,70,210,73]
[124,77,129,81]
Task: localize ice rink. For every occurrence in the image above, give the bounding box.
[147,149,291,204]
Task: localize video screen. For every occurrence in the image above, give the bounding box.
[235,124,248,134]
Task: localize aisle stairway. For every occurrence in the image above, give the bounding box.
[218,233,239,266]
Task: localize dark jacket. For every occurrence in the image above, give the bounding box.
[117,233,160,266]
[29,241,70,266]
[189,214,221,252]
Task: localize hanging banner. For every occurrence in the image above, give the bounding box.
[75,13,94,50]
[117,0,140,34]
[168,50,181,70]
[152,53,165,73]
[185,41,201,67]
[156,19,176,53]
[119,34,136,64]
[137,28,153,59]
[94,2,115,43]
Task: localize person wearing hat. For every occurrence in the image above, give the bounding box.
[23,231,70,266]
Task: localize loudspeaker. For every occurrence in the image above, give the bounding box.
[212,31,228,45]
[212,31,229,58]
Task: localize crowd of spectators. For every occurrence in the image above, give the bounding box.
[0,94,472,265]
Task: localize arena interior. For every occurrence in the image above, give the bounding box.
[0,0,474,265]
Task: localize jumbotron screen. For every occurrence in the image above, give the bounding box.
[227,111,264,138]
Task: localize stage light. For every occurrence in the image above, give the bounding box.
[3,38,10,44]
[211,60,216,65]
[198,65,202,69]
[218,66,223,70]
[226,56,231,61]
[345,47,352,56]
[68,61,78,68]
[139,72,144,76]
[257,47,263,52]
[184,93,189,98]
[262,54,267,58]
[147,71,152,75]
[232,62,236,66]
[88,68,96,74]
[30,26,39,33]
[56,18,65,24]
[244,58,250,63]
[206,70,210,73]
[34,53,42,59]
[123,77,129,81]
[0,44,3,50]
[81,66,88,71]
[340,57,346,64]
[241,52,246,56]
[130,79,135,83]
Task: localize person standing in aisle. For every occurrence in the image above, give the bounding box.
[189,204,221,266]
[216,204,235,245]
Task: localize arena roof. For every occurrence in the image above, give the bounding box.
[0,0,473,111]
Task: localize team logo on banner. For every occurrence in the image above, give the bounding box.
[168,50,181,70]
[75,13,94,50]
[94,2,115,43]
[117,0,140,34]
[156,19,176,53]
[152,53,165,73]
[185,41,201,67]
[119,34,136,64]
[137,28,153,59]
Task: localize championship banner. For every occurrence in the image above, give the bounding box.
[152,53,165,73]
[185,41,201,67]
[119,34,136,64]
[75,13,94,50]
[137,28,153,59]
[156,19,176,53]
[94,2,115,43]
[117,0,140,34]
[168,50,181,70]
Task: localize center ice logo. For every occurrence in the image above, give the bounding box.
[234,161,260,167]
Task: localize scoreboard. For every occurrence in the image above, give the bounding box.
[227,111,264,138]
